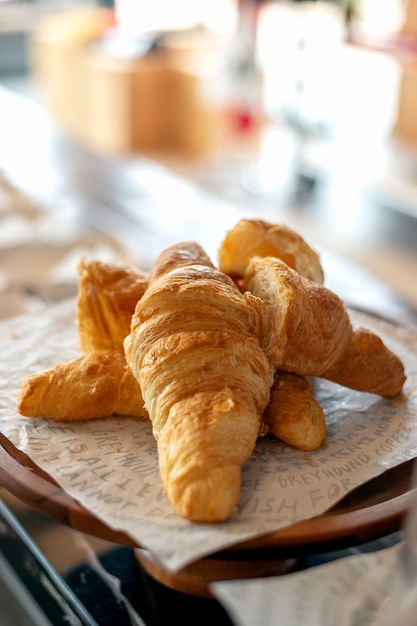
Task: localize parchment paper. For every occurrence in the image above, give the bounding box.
[1,298,417,572]
[211,541,404,626]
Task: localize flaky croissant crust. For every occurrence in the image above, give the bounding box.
[124,246,274,521]
[244,256,406,397]
[17,349,147,421]
[263,372,326,451]
[77,257,148,352]
[218,218,324,284]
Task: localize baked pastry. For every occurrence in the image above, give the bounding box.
[77,258,148,352]
[18,258,150,422]
[244,256,406,397]
[218,220,327,451]
[263,372,326,451]
[124,242,274,522]
[18,349,147,421]
[218,218,324,283]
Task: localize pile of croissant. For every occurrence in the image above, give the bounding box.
[18,219,406,523]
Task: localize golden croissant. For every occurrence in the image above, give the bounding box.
[77,257,148,352]
[219,219,327,451]
[244,256,406,397]
[124,242,274,522]
[218,218,324,284]
[18,349,147,420]
[263,372,326,451]
[18,258,149,422]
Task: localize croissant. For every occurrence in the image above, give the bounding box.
[218,218,324,284]
[124,242,274,522]
[244,256,406,397]
[263,372,326,451]
[218,220,328,451]
[18,349,147,421]
[77,257,148,352]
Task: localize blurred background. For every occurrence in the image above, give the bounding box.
[1,0,417,312]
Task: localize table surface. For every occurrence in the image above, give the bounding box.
[1,83,417,625]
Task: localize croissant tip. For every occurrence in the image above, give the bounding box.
[169,466,241,523]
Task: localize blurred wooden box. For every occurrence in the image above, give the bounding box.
[394,64,417,146]
[393,1,417,146]
[30,11,220,157]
